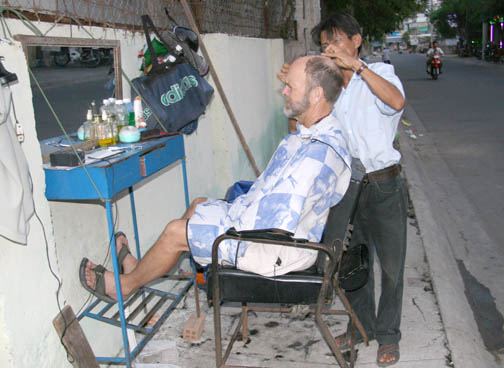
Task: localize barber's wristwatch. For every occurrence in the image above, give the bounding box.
[355,62,368,75]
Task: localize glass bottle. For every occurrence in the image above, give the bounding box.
[90,113,100,141]
[97,110,114,146]
[83,109,93,141]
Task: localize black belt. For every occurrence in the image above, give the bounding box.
[363,164,401,183]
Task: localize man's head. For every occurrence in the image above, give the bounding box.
[282,55,343,127]
[311,12,362,57]
[432,41,438,48]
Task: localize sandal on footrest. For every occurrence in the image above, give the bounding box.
[115,231,131,274]
[79,258,116,304]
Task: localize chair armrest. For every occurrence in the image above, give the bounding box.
[211,227,333,269]
[224,227,305,243]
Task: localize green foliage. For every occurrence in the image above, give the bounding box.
[429,0,503,41]
[429,5,457,39]
[322,0,427,40]
[402,30,411,45]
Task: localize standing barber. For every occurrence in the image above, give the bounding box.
[279,12,407,367]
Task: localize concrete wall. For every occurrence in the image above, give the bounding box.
[0,18,285,367]
[284,0,321,63]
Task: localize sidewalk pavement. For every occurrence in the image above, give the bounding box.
[131,207,450,368]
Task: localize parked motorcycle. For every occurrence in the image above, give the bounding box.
[428,54,441,80]
[53,47,104,68]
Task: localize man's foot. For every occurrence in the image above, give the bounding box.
[115,232,138,274]
[80,258,128,302]
[377,344,400,367]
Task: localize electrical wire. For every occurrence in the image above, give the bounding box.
[34,207,77,364]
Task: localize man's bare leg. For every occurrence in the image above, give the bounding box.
[84,197,207,300]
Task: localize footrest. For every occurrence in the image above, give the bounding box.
[80,285,186,334]
[78,271,196,364]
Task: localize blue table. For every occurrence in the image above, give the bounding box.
[42,135,194,366]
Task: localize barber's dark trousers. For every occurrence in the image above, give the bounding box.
[324,173,408,346]
[347,173,408,345]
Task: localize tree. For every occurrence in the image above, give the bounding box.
[402,30,411,46]
[321,0,427,40]
[429,0,504,43]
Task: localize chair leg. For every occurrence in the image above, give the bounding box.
[316,311,350,368]
[241,303,248,342]
[336,286,368,345]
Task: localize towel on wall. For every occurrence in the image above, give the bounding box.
[0,86,34,245]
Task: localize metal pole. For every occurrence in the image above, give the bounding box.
[180,0,261,178]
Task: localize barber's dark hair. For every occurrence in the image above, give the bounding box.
[305,56,343,104]
[311,12,361,46]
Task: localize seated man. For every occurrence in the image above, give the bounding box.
[80,55,352,302]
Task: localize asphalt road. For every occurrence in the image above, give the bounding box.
[391,51,504,356]
[393,52,504,249]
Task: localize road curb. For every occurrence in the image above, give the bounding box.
[399,103,498,368]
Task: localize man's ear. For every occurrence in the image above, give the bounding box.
[309,86,324,105]
[351,33,362,51]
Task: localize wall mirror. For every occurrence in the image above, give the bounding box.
[14,35,122,141]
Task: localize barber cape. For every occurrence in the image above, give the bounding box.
[188,114,351,276]
[234,114,351,276]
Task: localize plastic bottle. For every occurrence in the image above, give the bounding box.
[115,100,128,131]
[77,125,85,140]
[123,98,133,114]
[100,99,108,112]
[133,96,146,130]
[122,98,135,126]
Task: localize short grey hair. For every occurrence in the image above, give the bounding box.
[304,56,343,104]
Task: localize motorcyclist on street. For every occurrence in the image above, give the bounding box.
[426,41,444,74]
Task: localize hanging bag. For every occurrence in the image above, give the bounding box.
[131,15,214,134]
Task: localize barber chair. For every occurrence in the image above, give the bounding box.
[206,177,368,368]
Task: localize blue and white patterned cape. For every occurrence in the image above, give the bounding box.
[187,114,351,276]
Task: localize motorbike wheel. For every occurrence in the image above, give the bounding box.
[431,67,438,80]
[54,53,70,67]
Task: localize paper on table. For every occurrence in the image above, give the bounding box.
[85,147,125,164]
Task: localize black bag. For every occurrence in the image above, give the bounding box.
[331,178,370,292]
[338,243,369,292]
[131,15,214,134]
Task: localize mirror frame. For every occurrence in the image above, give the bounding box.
[13,35,123,99]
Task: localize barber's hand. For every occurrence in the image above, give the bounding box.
[322,44,358,71]
[277,63,290,84]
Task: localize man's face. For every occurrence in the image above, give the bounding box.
[320,29,359,57]
[282,62,310,120]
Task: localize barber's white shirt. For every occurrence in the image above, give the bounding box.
[331,61,405,173]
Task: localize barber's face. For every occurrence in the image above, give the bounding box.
[320,29,359,58]
[282,64,310,119]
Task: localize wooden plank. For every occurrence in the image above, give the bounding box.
[53,305,99,368]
